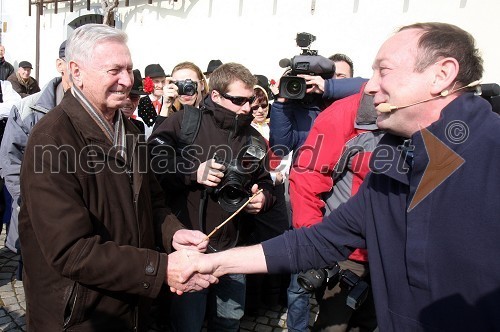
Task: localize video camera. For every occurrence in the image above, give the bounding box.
[278,32,336,100]
[297,263,369,310]
[211,138,266,213]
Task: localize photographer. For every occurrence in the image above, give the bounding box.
[273,51,365,331]
[148,63,274,332]
[157,61,209,121]
[269,53,367,156]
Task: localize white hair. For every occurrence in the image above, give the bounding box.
[65,24,128,66]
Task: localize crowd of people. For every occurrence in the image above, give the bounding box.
[0,21,499,332]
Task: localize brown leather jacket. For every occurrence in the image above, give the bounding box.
[19,92,183,331]
[7,72,41,98]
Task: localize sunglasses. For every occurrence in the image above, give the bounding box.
[219,91,256,106]
[251,103,269,112]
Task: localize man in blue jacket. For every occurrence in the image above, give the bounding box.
[178,22,500,331]
[269,54,366,157]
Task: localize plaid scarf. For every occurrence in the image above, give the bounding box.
[71,85,127,163]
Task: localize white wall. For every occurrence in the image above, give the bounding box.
[1,0,498,88]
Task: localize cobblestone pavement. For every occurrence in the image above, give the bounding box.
[0,228,318,331]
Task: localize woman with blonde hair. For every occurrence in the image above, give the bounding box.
[159,61,208,118]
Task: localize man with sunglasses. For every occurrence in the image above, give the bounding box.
[149,62,275,332]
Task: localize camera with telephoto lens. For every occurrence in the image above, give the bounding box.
[278,32,336,100]
[297,263,370,310]
[175,79,198,96]
[211,139,266,213]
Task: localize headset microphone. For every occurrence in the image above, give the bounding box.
[376,80,481,113]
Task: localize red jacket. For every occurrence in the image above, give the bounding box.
[289,87,383,262]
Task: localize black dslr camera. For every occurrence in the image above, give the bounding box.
[175,79,198,96]
[297,263,369,310]
[278,32,335,100]
[211,138,266,213]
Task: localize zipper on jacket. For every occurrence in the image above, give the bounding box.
[231,114,239,143]
[63,285,79,329]
[130,137,142,248]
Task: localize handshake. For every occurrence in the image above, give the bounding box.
[167,229,267,295]
[166,229,225,295]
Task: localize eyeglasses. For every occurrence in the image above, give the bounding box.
[251,103,269,112]
[219,91,256,106]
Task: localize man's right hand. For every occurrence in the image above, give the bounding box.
[197,159,225,187]
[167,249,218,295]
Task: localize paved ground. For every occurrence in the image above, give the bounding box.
[0,228,317,331]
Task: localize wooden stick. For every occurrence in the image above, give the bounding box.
[201,189,264,242]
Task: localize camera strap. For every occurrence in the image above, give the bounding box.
[199,188,241,253]
[178,105,203,150]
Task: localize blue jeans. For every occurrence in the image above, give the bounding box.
[287,273,311,332]
[169,273,246,332]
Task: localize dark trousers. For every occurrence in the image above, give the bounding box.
[243,183,290,313]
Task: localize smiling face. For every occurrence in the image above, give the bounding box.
[71,40,133,115]
[151,76,166,97]
[364,29,440,137]
[121,94,140,118]
[18,66,32,79]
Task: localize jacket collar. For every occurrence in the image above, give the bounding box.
[201,94,254,135]
[31,77,63,114]
[59,92,140,144]
[370,93,491,185]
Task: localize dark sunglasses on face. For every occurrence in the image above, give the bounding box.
[251,103,269,112]
[219,91,256,106]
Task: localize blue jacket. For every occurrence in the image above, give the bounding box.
[263,93,500,331]
[0,77,62,253]
[269,77,367,156]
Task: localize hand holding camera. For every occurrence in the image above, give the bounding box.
[161,78,199,115]
[301,74,326,94]
[161,77,178,114]
[197,158,226,187]
[278,32,335,100]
